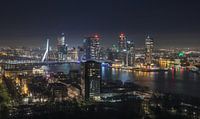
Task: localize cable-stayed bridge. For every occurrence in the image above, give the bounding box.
[0,39,111,67]
[0,39,78,66]
[41,39,49,62]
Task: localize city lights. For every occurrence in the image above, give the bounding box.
[0,0,200,119]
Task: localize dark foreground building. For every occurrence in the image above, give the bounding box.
[81,60,101,101]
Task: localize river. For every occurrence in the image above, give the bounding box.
[46,63,200,97]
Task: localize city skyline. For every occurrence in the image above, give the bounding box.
[0,33,200,49]
[1,1,200,118]
[0,0,200,48]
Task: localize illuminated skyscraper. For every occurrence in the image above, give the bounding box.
[118,33,128,66]
[83,35,100,60]
[67,47,78,61]
[77,46,85,62]
[118,33,127,52]
[57,33,65,46]
[145,35,154,64]
[57,33,68,61]
[82,60,101,101]
[127,40,135,66]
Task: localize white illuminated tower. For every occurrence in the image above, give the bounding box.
[145,35,154,65]
[42,39,49,62]
[57,33,68,61]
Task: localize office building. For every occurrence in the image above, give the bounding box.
[118,33,128,66]
[83,35,100,60]
[57,33,68,61]
[145,36,154,64]
[81,60,101,101]
[127,40,135,66]
[118,33,127,52]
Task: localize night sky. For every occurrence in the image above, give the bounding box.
[0,0,200,48]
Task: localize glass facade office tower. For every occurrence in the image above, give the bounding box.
[145,36,154,65]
